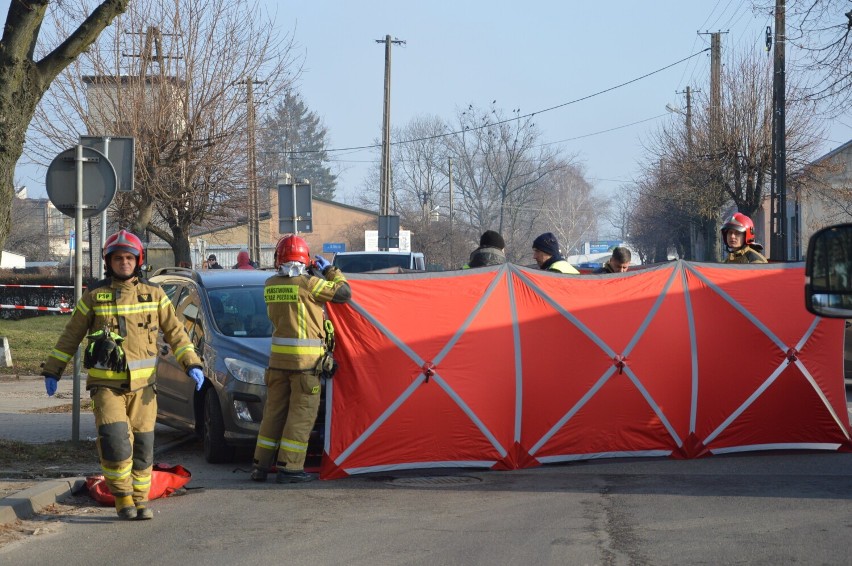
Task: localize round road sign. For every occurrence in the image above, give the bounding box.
[45,146,117,218]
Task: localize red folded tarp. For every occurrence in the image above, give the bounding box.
[86,463,192,505]
[321,261,850,479]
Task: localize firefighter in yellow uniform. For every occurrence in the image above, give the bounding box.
[251,235,352,483]
[42,230,204,520]
[721,212,768,264]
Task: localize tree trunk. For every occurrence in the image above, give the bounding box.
[170,227,193,267]
[0,0,131,255]
[704,215,721,262]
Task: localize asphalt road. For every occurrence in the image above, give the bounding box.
[2,442,851,566]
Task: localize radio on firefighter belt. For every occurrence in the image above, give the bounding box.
[83,324,128,372]
[316,318,337,379]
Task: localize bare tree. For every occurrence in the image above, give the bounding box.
[627,171,684,264]
[352,105,595,267]
[0,0,130,261]
[641,49,823,261]
[606,183,637,241]
[8,197,54,261]
[447,104,570,261]
[27,0,298,265]
[533,162,606,259]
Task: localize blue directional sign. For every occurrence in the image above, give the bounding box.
[323,242,346,253]
[589,240,622,254]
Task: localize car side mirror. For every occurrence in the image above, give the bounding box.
[805,223,852,318]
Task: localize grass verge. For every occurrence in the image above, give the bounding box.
[0,439,98,472]
[0,316,69,376]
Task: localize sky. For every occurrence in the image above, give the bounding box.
[264,0,852,205]
[10,1,852,210]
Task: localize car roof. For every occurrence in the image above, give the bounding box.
[334,251,421,256]
[149,267,272,289]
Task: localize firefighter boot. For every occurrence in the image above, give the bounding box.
[250,467,268,482]
[276,469,315,484]
[115,495,136,520]
[136,505,154,520]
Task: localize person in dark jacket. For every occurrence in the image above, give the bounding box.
[206,254,223,269]
[465,230,507,268]
[532,232,579,274]
[594,246,632,274]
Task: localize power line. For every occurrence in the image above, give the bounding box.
[266,112,672,160]
[541,113,669,147]
[278,48,710,156]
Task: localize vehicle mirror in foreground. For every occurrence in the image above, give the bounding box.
[805,223,852,318]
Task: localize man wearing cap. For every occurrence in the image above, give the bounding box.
[532,232,579,274]
[464,230,507,268]
[207,255,223,269]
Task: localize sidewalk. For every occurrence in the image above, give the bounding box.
[0,376,191,525]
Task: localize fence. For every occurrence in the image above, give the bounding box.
[0,283,77,320]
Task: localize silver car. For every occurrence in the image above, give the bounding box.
[150,267,324,463]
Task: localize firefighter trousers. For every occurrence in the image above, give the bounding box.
[253,368,321,472]
[91,385,157,505]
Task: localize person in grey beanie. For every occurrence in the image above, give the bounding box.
[465,230,507,268]
[532,232,579,274]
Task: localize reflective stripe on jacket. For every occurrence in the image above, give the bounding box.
[547,260,580,274]
[43,277,201,391]
[264,266,349,370]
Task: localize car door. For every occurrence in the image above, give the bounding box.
[156,283,204,428]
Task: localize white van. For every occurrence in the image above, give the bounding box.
[332,251,426,273]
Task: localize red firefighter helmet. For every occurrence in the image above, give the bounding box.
[103,229,144,267]
[721,212,756,245]
[275,235,310,267]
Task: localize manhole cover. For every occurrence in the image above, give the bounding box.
[387,475,482,487]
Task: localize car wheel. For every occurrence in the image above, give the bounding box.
[203,387,234,463]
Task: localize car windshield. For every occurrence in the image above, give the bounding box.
[333,254,411,273]
[206,287,271,337]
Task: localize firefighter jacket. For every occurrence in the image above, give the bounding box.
[264,266,351,371]
[43,276,202,392]
[725,245,768,264]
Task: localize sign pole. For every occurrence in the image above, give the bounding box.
[292,182,299,234]
[98,138,111,279]
[72,144,84,443]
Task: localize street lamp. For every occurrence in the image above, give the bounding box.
[665,103,685,116]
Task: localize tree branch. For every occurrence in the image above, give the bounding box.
[36,0,130,84]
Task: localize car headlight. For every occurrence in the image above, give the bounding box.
[224,358,266,385]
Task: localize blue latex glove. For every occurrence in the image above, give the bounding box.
[44,376,58,397]
[187,368,205,391]
[314,255,330,271]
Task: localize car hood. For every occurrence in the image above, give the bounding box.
[210,336,271,368]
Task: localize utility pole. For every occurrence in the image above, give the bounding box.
[236,77,265,264]
[124,26,178,79]
[676,85,698,259]
[376,35,405,217]
[701,30,724,262]
[448,157,454,265]
[677,86,693,155]
[769,0,788,261]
